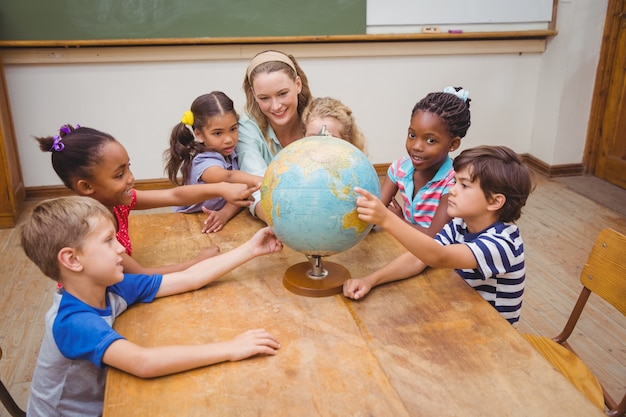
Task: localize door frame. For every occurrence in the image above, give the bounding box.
[584,0,624,178]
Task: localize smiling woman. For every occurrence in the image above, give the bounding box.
[236,50,313,222]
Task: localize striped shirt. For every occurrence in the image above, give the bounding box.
[387,156,455,227]
[435,218,525,326]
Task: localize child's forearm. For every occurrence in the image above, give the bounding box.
[384,216,477,269]
[178,183,228,202]
[382,214,445,266]
[367,251,426,288]
[104,331,280,378]
[131,343,233,378]
[121,253,201,275]
[105,340,243,378]
[156,240,256,297]
[379,176,398,207]
[135,184,230,209]
[200,165,263,188]
[253,198,267,222]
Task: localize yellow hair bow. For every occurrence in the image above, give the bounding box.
[181,110,194,126]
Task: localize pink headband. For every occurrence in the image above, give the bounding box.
[246,51,297,82]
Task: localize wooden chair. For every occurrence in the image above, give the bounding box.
[0,347,26,417]
[523,228,626,417]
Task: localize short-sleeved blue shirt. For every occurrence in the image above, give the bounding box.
[27,273,162,417]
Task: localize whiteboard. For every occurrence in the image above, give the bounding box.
[367,0,553,26]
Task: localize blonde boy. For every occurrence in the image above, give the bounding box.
[21,196,282,417]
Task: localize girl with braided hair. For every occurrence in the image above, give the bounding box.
[165,92,262,233]
[380,86,471,236]
[36,124,259,275]
[345,145,534,327]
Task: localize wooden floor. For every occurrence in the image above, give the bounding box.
[0,174,625,416]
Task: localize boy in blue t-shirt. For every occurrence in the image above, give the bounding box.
[343,145,535,326]
[20,196,283,417]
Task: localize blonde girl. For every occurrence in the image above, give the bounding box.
[302,96,367,154]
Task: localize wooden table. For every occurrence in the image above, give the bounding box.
[103,211,605,417]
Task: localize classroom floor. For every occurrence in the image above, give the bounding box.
[0,174,625,416]
[556,174,626,217]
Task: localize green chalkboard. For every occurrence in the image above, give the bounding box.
[0,0,366,41]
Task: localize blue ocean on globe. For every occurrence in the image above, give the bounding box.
[260,135,381,256]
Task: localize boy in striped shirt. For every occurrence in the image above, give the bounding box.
[344,145,534,326]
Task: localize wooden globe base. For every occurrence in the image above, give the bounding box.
[283,261,351,297]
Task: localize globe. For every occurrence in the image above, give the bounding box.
[260,135,381,296]
[261,135,381,255]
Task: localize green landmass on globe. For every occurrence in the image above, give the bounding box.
[260,135,381,256]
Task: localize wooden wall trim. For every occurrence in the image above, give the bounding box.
[374,163,388,178]
[2,39,548,65]
[25,179,175,200]
[521,153,583,177]
[0,30,557,49]
[24,157,578,201]
[379,158,582,180]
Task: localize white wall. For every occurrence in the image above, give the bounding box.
[530,0,608,165]
[3,0,607,188]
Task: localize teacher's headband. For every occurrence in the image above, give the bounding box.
[246,51,297,82]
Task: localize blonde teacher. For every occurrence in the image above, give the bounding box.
[236,50,313,221]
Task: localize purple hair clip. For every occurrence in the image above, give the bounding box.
[59,123,81,135]
[50,135,65,152]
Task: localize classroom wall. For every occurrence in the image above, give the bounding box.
[2,0,607,188]
[530,0,608,165]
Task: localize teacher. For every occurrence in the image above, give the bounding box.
[236,50,313,221]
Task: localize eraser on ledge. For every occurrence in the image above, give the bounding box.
[448,30,463,34]
[422,26,440,33]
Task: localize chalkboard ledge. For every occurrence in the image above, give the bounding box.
[0,30,557,48]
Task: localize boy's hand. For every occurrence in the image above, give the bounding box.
[354,187,390,227]
[343,277,373,300]
[249,227,283,256]
[222,183,260,207]
[227,329,281,361]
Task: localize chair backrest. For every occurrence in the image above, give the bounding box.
[576,228,626,417]
[580,228,626,316]
[0,347,27,417]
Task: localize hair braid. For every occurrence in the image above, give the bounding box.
[412,88,471,138]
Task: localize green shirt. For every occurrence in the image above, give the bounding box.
[236,113,282,216]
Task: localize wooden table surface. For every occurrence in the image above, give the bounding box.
[103,211,605,417]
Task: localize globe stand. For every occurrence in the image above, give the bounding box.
[283,255,350,297]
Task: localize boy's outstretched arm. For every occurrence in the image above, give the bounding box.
[354,187,476,269]
[343,251,426,300]
[156,227,282,297]
[102,328,280,378]
[120,247,220,275]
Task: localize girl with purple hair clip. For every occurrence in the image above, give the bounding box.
[36,124,259,275]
